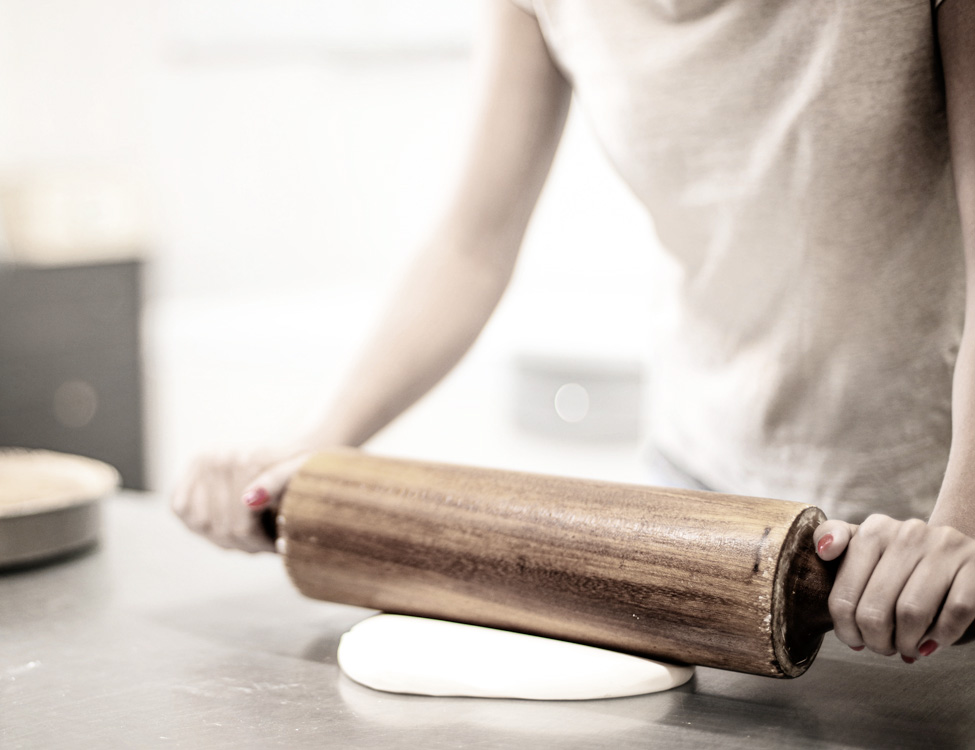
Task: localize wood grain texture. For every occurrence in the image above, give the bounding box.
[280,450,834,677]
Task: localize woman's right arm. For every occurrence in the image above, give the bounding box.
[172,0,572,551]
[305,0,571,451]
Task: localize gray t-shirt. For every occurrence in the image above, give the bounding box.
[513,0,963,521]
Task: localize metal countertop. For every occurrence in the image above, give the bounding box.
[2,493,973,750]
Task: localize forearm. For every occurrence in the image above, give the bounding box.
[933,322,975,535]
[934,0,975,536]
[292,0,571,452]
[304,234,518,449]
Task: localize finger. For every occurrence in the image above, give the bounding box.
[208,491,274,552]
[213,457,245,540]
[209,453,271,552]
[216,521,276,554]
[894,558,955,657]
[227,497,277,553]
[182,467,217,535]
[814,519,857,562]
[917,563,975,655]
[828,518,892,649]
[170,484,191,522]
[855,519,928,655]
[242,486,272,510]
[238,531,276,553]
[241,453,310,510]
[170,456,206,520]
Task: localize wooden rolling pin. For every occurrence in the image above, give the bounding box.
[278,450,834,678]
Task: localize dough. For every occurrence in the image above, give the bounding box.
[337,614,694,700]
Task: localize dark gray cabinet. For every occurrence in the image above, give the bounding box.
[0,260,146,488]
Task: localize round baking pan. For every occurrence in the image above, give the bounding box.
[0,449,120,570]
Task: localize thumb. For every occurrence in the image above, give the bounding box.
[813,519,858,562]
[241,453,311,511]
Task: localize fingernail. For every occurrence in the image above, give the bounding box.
[919,640,939,657]
[850,645,865,651]
[901,655,915,664]
[243,487,269,508]
[817,534,834,555]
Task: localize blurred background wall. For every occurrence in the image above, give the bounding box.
[0,0,661,492]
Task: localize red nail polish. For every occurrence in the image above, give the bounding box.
[901,655,915,664]
[817,534,834,555]
[850,645,865,651]
[243,487,269,508]
[919,640,938,657]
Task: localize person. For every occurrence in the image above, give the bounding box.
[173,0,975,666]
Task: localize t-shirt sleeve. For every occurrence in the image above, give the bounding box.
[509,0,537,15]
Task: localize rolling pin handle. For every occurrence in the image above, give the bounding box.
[259,508,279,542]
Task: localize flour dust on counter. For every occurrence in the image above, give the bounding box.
[337,614,694,700]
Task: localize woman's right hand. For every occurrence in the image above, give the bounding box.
[171,447,311,553]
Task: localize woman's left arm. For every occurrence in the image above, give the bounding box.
[812,0,975,662]
[931,0,975,534]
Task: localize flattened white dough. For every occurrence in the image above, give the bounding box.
[337,615,694,700]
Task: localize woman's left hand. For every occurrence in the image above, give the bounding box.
[814,515,975,661]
